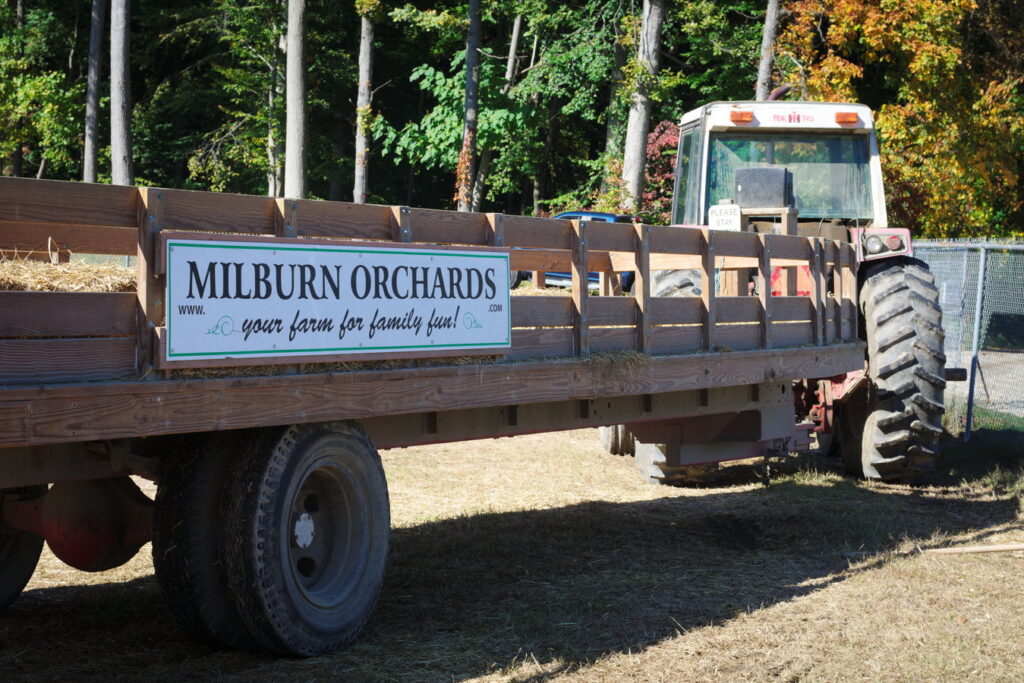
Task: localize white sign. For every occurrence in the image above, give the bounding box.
[708,203,741,231]
[165,238,511,362]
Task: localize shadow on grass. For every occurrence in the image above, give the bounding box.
[1,437,1021,681]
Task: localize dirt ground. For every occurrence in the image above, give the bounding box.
[2,426,1023,681]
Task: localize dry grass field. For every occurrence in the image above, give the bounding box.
[2,421,1023,681]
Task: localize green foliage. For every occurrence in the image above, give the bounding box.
[4,0,1021,237]
[0,4,84,177]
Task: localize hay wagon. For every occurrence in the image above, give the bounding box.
[0,176,864,655]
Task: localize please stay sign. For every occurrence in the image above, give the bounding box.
[164,238,511,363]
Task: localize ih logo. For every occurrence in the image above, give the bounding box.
[772,112,815,123]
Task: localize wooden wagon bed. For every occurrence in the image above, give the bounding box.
[0,177,864,449]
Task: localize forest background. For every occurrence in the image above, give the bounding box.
[1,0,1022,237]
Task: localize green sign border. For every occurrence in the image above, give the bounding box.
[166,239,512,360]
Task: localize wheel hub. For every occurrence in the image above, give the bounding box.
[293,512,315,549]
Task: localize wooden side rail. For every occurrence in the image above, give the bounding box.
[0,178,859,384]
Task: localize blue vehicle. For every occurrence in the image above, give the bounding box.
[518,211,637,291]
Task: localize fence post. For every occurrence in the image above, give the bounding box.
[964,246,988,442]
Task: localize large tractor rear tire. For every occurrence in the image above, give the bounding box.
[846,257,946,482]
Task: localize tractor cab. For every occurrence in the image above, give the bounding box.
[671,101,892,245]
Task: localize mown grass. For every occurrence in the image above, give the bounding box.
[1,427,1022,681]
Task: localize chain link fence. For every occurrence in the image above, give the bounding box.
[914,239,1024,439]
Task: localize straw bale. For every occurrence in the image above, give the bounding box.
[0,257,136,293]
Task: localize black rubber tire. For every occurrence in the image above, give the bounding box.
[0,486,46,609]
[850,257,946,482]
[652,268,702,297]
[152,432,253,648]
[222,422,390,657]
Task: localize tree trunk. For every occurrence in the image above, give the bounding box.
[601,27,628,192]
[11,0,25,176]
[455,0,481,212]
[469,149,490,212]
[755,0,781,100]
[283,0,306,199]
[83,0,105,183]
[470,14,521,213]
[110,0,133,185]
[621,0,665,212]
[353,15,374,204]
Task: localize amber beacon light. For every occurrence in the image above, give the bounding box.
[729,110,754,123]
[835,111,859,124]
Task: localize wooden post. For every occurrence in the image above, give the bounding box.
[830,240,841,344]
[843,242,858,341]
[486,213,512,288]
[274,198,299,238]
[809,238,825,345]
[485,213,505,247]
[599,272,622,297]
[701,228,716,351]
[758,233,772,349]
[572,219,589,356]
[390,206,413,242]
[137,187,165,378]
[634,223,651,353]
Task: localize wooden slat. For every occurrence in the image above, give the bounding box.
[508,328,573,360]
[709,230,759,258]
[773,296,813,322]
[769,233,813,261]
[510,296,573,327]
[714,297,761,324]
[647,225,702,255]
[0,338,136,384]
[773,321,814,348]
[0,292,135,338]
[713,324,761,351]
[0,178,138,228]
[590,326,637,353]
[292,199,392,241]
[397,207,488,245]
[589,296,636,326]
[503,215,572,249]
[509,248,612,273]
[159,187,276,234]
[0,220,137,255]
[0,342,866,447]
[648,297,703,326]
[582,221,636,252]
[649,325,702,354]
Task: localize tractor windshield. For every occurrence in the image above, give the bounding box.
[706,132,873,221]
